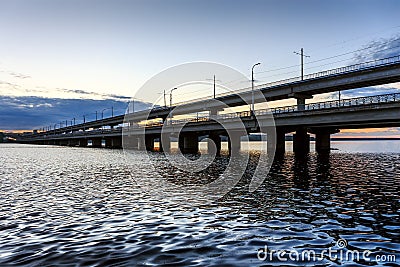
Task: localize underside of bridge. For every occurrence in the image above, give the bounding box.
[16,56,400,156]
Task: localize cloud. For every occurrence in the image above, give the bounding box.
[354,35,400,62]
[325,35,400,100]
[0,69,31,79]
[0,67,131,101]
[0,96,151,130]
[54,87,132,101]
[0,80,20,88]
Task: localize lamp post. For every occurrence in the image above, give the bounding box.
[101,108,107,120]
[169,87,177,124]
[206,75,221,98]
[251,62,261,114]
[170,87,177,107]
[164,89,167,107]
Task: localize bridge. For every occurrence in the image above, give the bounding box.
[18,55,400,156]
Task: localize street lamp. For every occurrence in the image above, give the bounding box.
[101,108,107,120]
[170,87,177,107]
[101,107,114,120]
[169,87,177,125]
[251,62,261,114]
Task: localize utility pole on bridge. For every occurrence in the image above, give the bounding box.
[294,48,310,80]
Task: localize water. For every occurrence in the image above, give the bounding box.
[0,143,399,266]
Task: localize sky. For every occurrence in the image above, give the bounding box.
[0,0,400,135]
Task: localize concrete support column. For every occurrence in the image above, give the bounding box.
[209,108,219,119]
[315,132,331,153]
[79,139,87,147]
[289,93,312,111]
[293,128,310,155]
[112,137,122,148]
[208,133,221,156]
[68,139,79,147]
[145,136,154,151]
[124,136,138,150]
[105,138,112,148]
[105,138,121,148]
[268,128,286,155]
[297,97,306,111]
[91,138,102,148]
[138,137,146,150]
[228,132,241,156]
[179,133,198,154]
[313,128,340,154]
[160,134,170,153]
[60,140,68,146]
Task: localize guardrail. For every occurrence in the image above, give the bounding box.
[136,92,400,128]
[23,92,400,138]
[173,55,400,106]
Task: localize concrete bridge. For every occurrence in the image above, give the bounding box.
[19,55,400,156]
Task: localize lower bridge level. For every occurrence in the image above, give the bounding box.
[20,92,400,157]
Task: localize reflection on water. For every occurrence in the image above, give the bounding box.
[0,143,399,266]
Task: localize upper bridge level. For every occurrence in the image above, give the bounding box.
[21,92,400,140]
[22,55,400,138]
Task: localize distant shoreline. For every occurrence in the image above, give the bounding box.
[330,137,400,141]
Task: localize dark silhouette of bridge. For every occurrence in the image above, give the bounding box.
[18,55,400,156]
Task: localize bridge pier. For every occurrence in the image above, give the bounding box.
[145,136,155,151]
[91,138,102,148]
[208,133,221,156]
[68,139,79,147]
[105,137,122,148]
[79,139,87,147]
[179,133,199,154]
[293,128,310,155]
[312,128,340,154]
[124,136,139,150]
[209,108,221,118]
[297,98,306,111]
[59,140,69,146]
[159,134,170,153]
[228,132,242,156]
[290,93,313,111]
[268,128,286,155]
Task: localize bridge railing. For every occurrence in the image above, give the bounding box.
[136,92,400,128]
[173,55,400,106]
[24,92,400,137]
